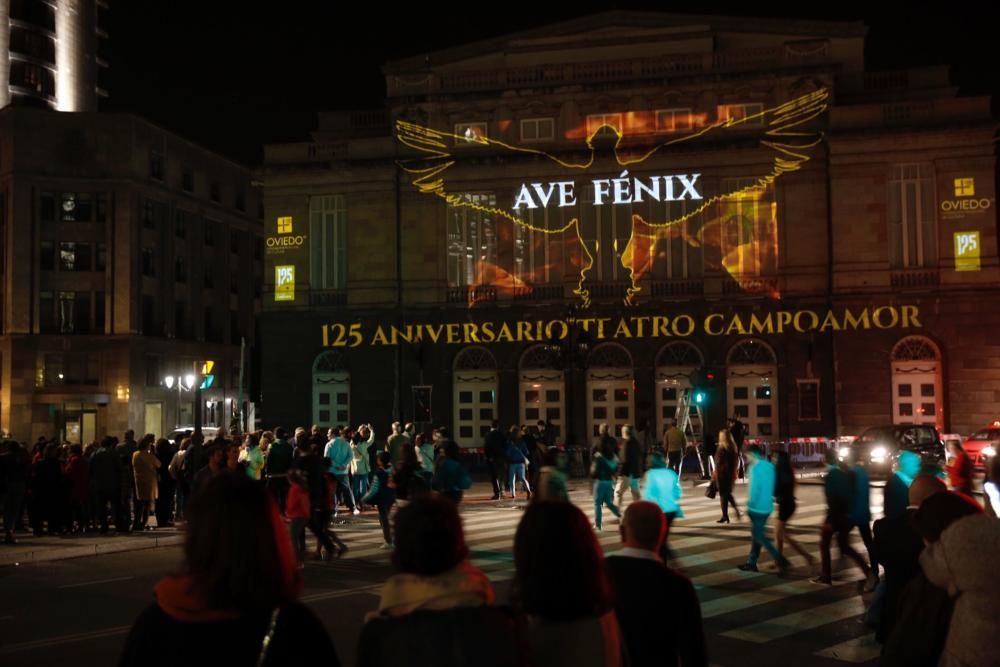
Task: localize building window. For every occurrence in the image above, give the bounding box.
[174,300,187,339]
[718,178,777,277]
[447,193,496,287]
[454,122,487,146]
[203,270,214,289]
[150,149,164,181]
[181,168,194,193]
[61,193,92,222]
[43,353,99,387]
[40,193,55,221]
[175,258,187,283]
[58,291,90,334]
[96,194,108,223]
[655,108,693,133]
[39,291,54,333]
[586,113,623,137]
[204,305,216,342]
[204,220,215,246]
[40,241,55,270]
[142,295,157,336]
[655,342,704,437]
[797,379,821,421]
[142,201,155,229]
[94,291,105,334]
[309,194,347,290]
[59,242,91,271]
[145,356,161,387]
[141,248,156,277]
[96,243,107,272]
[889,164,937,269]
[235,191,246,212]
[585,344,635,440]
[727,340,778,438]
[520,118,554,142]
[718,103,765,127]
[645,197,704,280]
[210,182,220,203]
[230,230,240,254]
[175,211,187,239]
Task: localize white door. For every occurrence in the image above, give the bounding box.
[519,374,565,440]
[727,365,777,438]
[82,412,96,444]
[655,368,696,440]
[892,365,940,427]
[313,372,350,429]
[587,371,634,442]
[454,372,497,448]
[144,402,163,438]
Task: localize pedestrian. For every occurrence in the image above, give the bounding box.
[614,424,642,506]
[153,437,176,528]
[591,433,621,532]
[394,441,431,505]
[323,427,357,516]
[118,472,341,666]
[357,496,524,667]
[116,429,139,533]
[945,441,973,496]
[714,429,741,523]
[31,442,66,535]
[605,501,707,667]
[132,434,161,530]
[414,431,435,475]
[433,441,472,503]
[285,468,311,567]
[361,451,397,549]
[812,449,873,587]
[663,419,686,474]
[352,424,375,507]
[534,448,569,503]
[640,451,683,561]
[265,427,294,514]
[191,444,225,497]
[483,420,507,500]
[505,426,531,500]
[845,448,876,579]
[513,501,624,667]
[1,441,30,542]
[301,452,347,561]
[738,445,790,574]
[387,422,408,472]
[242,433,265,482]
[167,438,190,522]
[729,416,746,479]
[771,450,815,568]
[64,443,90,532]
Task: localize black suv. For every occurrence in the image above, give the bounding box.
[839,424,946,476]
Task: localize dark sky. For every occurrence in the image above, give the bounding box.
[103,1,997,166]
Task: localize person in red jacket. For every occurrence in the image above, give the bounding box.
[286,469,312,567]
[947,441,974,496]
[64,443,90,532]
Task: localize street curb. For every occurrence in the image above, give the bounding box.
[1,534,184,567]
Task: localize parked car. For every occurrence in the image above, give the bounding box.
[961,422,999,470]
[839,424,946,476]
[166,427,195,446]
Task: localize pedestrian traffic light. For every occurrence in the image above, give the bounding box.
[200,360,215,390]
[694,391,705,404]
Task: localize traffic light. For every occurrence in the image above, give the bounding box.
[694,391,706,405]
[200,360,216,390]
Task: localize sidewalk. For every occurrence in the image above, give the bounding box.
[1,526,184,567]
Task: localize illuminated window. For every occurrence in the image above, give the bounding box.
[447,193,497,287]
[514,208,553,285]
[581,185,631,283]
[454,122,487,146]
[888,164,936,269]
[646,198,704,280]
[309,194,347,290]
[59,242,91,271]
[718,103,765,127]
[586,113,623,137]
[718,178,777,277]
[655,108,693,133]
[520,118,554,142]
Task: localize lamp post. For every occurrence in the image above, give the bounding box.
[163,373,197,432]
[544,304,592,472]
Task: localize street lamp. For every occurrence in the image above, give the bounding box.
[163,373,197,431]
[544,304,592,464]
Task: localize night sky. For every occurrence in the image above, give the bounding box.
[103,1,997,166]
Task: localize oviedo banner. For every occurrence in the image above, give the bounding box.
[321,305,922,349]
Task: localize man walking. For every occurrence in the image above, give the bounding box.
[615,425,642,506]
[265,427,294,514]
[738,445,790,574]
[324,427,358,516]
[812,449,874,587]
[386,422,407,472]
[483,420,507,500]
[846,449,877,582]
[116,430,138,533]
[663,419,686,474]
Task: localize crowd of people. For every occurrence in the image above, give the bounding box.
[2,415,999,666]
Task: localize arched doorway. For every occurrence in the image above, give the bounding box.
[727,339,778,438]
[519,344,565,439]
[655,341,704,440]
[312,351,349,429]
[586,343,634,441]
[453,346,498,448]
[891,336,943,429]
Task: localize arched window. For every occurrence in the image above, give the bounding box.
[727,339,778,439]
[312,351,349,429]
[891,336,942,428]
[453,346,498,447]
[585,343,634,440]
[655,342,704,439]
[519,344,565,439]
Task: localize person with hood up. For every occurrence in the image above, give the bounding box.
[640,451,683,560]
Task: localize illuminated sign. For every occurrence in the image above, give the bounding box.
[954,178,975,197]
[275,265,295,301]
[941,176,994,220]
[954,231,980,271]
[265,234,307,255]
[397,88,829,306]
[321,305,921,348]
[277,216,293,234]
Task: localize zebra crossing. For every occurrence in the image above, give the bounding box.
[321,481,883,665]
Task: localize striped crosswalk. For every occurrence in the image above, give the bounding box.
[323,481,881,665]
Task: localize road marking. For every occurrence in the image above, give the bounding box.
[301,583,383,603]
[0,625,131,653]
[57,576,134,589]
[815,633,881,663]
[721,596,866,643]
[701,568,863,618]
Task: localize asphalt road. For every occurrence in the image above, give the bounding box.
[0,478,909,666]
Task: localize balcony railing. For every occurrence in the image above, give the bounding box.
[890,269,939,290]
[651,279,705,298]
[309,290,347,307]
[511,285,564,302]
[722,276,779,296]
[446,285,497,305]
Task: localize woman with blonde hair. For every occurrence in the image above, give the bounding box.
[714,429,741,524]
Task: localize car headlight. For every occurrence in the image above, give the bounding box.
[984,446,996,458]
[838,447,850,460]
[870,446,888,461]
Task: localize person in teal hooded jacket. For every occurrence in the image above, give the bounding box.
[739,445,790,574]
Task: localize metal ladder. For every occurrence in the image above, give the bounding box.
[675,388,707,476]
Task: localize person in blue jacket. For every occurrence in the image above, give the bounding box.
[739,445,790,574]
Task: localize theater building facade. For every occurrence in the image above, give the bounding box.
[259,12,998,448]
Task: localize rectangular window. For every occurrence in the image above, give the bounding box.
[454,122,487,146]
[309,194,347,290]
[888,164,937,268]
[230,230,240,254]
[520,118,554,142]
[40,241,55,270]
[655,108,693,133]
[145,356,161,388]
[203,306,215,342]
[174,300,187,339]
[59,242,91,271]
[586,113,623,137]
[204,220,215,246]
[60,193,92,222]
[717,178,778,277]
[718,103,765,127]
[142,295,156,336]
[181,168,194,193]
[43,353,98,386]
[175,211,187,238]
[40,193,55,221]
[646,197,704,280]
[58,291,76,333]
[141,248,156,277]
[96,194,108,223]
[150,150,163,181]
[39,291,55,334]
[96,243,107,272]
[797,379,821,421]
[142,201,155,229]
[94,291,105,334]
[447,193,496,287]
[175,258,187,283]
